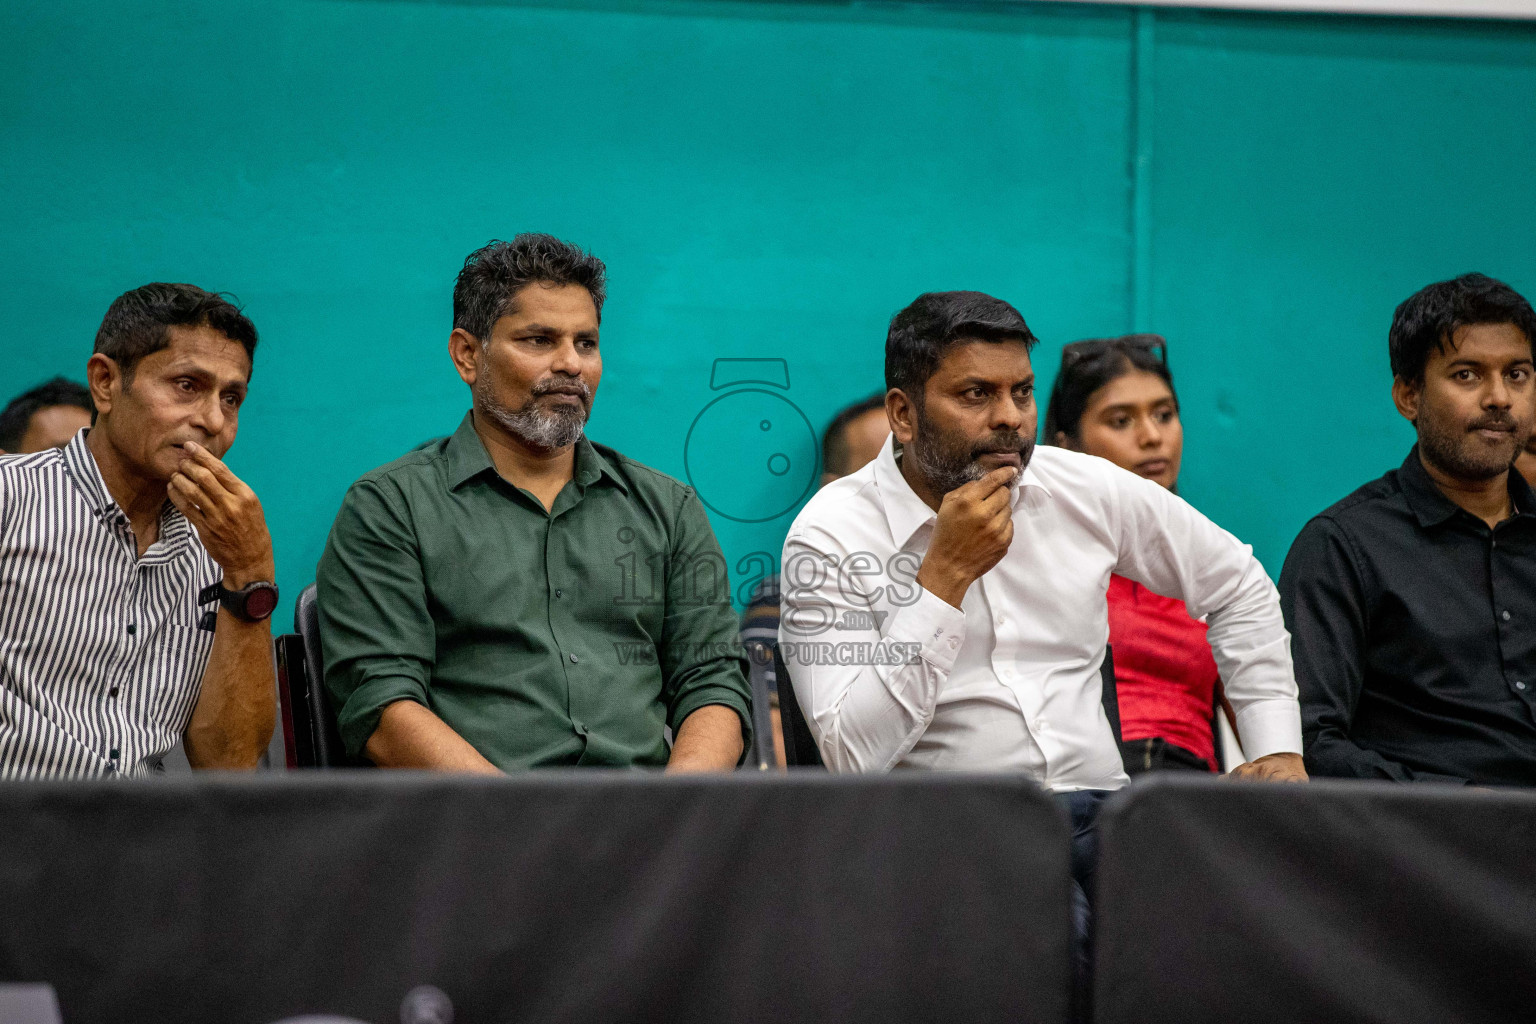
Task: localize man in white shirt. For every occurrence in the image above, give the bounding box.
[780,290,1306,986]
[781,289,1304,786]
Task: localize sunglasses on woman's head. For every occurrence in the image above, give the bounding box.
[1059,334,1168,369]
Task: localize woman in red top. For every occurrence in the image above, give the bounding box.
[1044,335,1235,774]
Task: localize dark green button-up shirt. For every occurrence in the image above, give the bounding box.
[317,412,751,769]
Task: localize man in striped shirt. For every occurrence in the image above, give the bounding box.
[0,283,277,777]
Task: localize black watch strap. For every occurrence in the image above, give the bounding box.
[197,580,280,624]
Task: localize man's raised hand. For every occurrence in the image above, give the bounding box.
[167,441,275,589]
[916,466,1018,609]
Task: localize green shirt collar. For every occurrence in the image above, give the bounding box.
[443,410,630,496]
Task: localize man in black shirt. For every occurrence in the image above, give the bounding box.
[1281,273,1536,786]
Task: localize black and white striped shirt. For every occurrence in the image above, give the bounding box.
[0,430,219,778]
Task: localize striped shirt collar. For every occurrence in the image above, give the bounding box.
[59,429,194,567]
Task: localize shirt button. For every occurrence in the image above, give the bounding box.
[1517,682,1528,691]
[126,624,136,636]
[109,748,119,759]
[569,653,579,664]
[555,589,564,599]
[1502,610,1511,622]
[108,687,119,698]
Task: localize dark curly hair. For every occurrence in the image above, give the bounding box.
[1389,273,1536,383]
[452,234,607,340]
[94,283,257,382]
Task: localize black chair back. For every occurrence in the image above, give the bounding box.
[773,645,824,769]
[742,641,777,771]
[273,633,312,768]
[294,583,348,767]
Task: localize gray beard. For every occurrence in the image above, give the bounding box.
[906,411,1035,496]
[474,375,588,452]
[907,432,989,495]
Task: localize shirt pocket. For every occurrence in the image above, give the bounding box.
[135,619,213,734]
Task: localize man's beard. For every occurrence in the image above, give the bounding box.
[1417,403,1523,482]
[475,369,591,452]
[906,407,1035,495]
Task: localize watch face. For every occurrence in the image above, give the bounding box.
[246,586,279,620]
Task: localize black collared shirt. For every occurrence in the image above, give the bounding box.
[1280,447,1536,786]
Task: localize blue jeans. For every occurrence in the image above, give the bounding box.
[1055,789,1113,1024]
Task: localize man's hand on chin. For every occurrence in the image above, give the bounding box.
[1226,751,1308,783]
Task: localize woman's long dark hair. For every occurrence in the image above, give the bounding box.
[1042,334,1176,444]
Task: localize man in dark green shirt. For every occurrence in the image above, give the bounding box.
[317,234,750,772]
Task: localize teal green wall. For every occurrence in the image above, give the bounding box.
[3,0,1534,625]
[1147,10,1536,574]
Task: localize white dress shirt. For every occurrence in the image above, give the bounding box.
[779,437,1302,791]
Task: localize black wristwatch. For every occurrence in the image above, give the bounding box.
[198,580,280,624]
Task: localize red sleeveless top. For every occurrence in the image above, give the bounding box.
[1107,574,1220,770]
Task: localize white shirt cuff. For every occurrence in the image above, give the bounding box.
[1233,698,1304,761]
[884,585,968,674]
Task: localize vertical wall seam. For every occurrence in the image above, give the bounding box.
[1130,5,1155,331]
